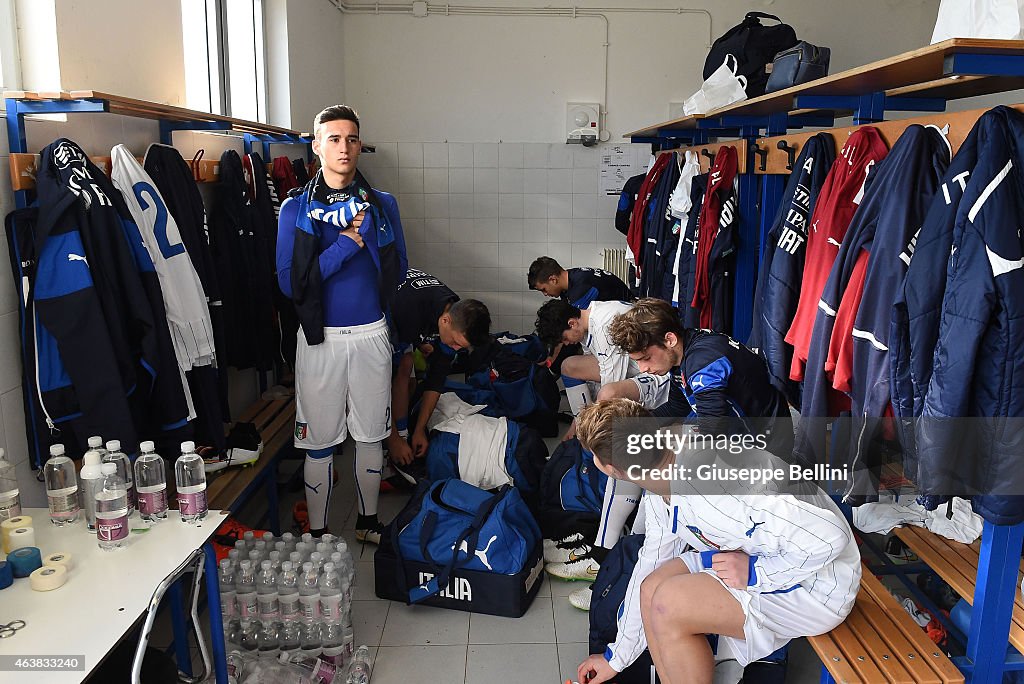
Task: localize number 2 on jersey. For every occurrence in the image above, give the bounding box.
[133,181,186,259]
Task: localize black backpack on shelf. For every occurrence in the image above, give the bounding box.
[703,12,799,98]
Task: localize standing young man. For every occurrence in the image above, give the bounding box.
[387,268,491,465]
[277,105,408,542]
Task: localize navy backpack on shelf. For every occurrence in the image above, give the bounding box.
[374,479,545,617]
[425,419,549,506]
[535,437,608,541]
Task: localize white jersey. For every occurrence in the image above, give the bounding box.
[584,300,640,386]
[607,483,861,671]
[110,145,215,373]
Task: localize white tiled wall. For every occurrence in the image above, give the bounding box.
[0,111,263,505]
[360,142,648,334]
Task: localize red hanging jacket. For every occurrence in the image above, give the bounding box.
[626,153,672,273]
[691,146,738,328]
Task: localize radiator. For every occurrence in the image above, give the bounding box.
[602,248,630,282]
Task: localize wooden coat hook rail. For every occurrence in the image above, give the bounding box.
[8,152,274,191]
[752,101,1024,174]
[660,139,749,174]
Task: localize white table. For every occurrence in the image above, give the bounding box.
[0,508,230,683]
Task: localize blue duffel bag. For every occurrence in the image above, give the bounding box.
[375,479,545,617]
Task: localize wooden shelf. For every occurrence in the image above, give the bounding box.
[626,38,1024,139]
[661,139,749,174]
[3,90,311,138]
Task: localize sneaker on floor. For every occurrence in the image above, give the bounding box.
[200,447,231,474]
[545,547,601,581]
[355,521,386,545]
[544,536,589,565]
[543,532,585,558]
[568,584,592,611]
[226,422,263,467]
[884,535,919,565]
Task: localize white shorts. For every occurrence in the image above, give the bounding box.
[632,372,672,409]
[294,318,392,449]
[680,552,847,666]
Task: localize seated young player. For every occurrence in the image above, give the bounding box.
[606,298,793,457]
[387,268,491,466]
[527,256,632,374]
[534,298,643,598]
[575,399,861,684]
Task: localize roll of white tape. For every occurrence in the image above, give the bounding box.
[43,552,74,572]
[1,516,32,553]
[29,564,67,592]
[7,527,35,551]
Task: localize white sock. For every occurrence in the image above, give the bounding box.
[562,376,593,416]
[595,478,642,549]
[354,440,384,517]
[304,448,334,530]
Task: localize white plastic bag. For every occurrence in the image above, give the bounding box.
[931,0,1024,43]
[683,54,748,116]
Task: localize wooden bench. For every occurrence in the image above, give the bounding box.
[895,524,1024,654]
[205,395,297,536]
[808,571,964,683]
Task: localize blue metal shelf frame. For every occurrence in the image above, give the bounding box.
[242,131,312,163]
[628,47,1024,682]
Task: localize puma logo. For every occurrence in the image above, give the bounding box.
[690,376,706,390]
[745,517,766,537]
[67,253,89,267]
[453,535,498,571]
[304,481,322,494]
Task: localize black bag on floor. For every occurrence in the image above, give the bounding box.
[374,479,545,617]
[703,12,799,97]
[535,437,607,540]
[589,534,660,684]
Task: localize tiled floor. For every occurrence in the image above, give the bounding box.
[144,439,826,683]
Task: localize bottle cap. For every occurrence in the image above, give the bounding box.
[83,450,101,467]
[105,440,121,452]
[220,558,231,569]
[302,562,313,572]
[100,463,116,476]
[87,436,103,448]
[139,441,155,452]
[180,441,196,453]
[49,444,65,457]
[281,561,293,572]
[261,560,271,570]
[323,562,335,573]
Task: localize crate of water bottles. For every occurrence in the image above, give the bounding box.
[219,529,368,681]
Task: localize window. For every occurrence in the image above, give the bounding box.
[181,0,267,122]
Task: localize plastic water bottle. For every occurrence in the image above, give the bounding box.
[268,550,283,573]
[278,620,302,659]
[256,560,279,622]
[175,441,208,523]
[134,441,168,522]
[44,444,80,526]
[277,561,302,624]
[239,618,260,653]
[236,560,258,619]
[319,562,343,623]
[262,531,275,544]
[298,562,321,623]
[309,551,324,574]
[256,620,279,659]
[103,440,137,513]
[345,645,372,684]
[298,622,322,658]
[219,559,237,626]
[287,653,338,684]
[79,450,103,531]
[320,622,345,667]
[0,449,22,522]
[87,435,108,459]
[342,625,354,661]
[95,462,129,551]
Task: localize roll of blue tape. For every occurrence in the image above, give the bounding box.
[8,547,42,578]
[0,560,12,589]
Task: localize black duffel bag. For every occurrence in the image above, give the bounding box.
[703,12,798,97]
[765,41,831,93]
